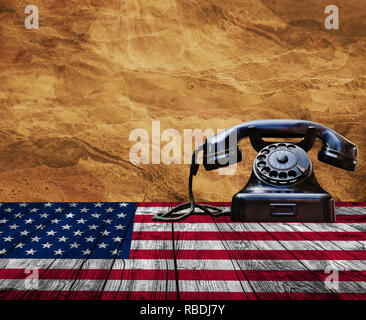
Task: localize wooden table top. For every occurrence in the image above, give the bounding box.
[0,202,365,300]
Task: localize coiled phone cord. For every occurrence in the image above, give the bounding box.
[152,144,224,222]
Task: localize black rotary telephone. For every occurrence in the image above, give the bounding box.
[153,120,358,222]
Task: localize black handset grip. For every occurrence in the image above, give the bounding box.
[202,119,358,171]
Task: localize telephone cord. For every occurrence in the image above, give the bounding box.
[152,147,224,222]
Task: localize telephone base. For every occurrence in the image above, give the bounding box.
[231,193,335,222]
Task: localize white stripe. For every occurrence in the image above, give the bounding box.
[1,259,366,271]
[336,207,366,215]
[0,259,174,270]
[1,279,365,293]
[179,280,366,293]
[135,207,171,215]
[0,279,175,292]
[130,240,366,251]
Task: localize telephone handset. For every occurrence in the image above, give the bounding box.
[153,120,358,222]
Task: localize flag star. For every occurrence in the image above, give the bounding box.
[77,218,86,224]
[16,242,24,248]
[19,203,28,207]
[80,208,89,213]
[0,219,9,224]
[14,213,23,218]
[106,207,114,213]
[44,202,52,207]
[25,218,34,224]
[89,224,97,230]
[85,236,95,242]
[91,213,101,219]
[31,236,41,242]
[115,224,125,230]
[110,249,119,255]
[35,224,45,230]
[69,202,77,207]
[29,208,38,213]
[5,207,13,213]
[54,249,64,255]
[113,236,123,242]
[73,230,83,236]
[51,218,60,224]
[117,213,127,219]
[0,248,7,255]
[70,242,80,249]
[82,249,91,255]
[94,202,103,207]
[20,230,30,236]
[26,248,36,255]
[101,230,110,236]
[4,236,13,242]
[58,236,68,242]
[42,242,52,249]
[103,219,112,224]
[9,224,18,230]
[55,207,63,213]
[98,242,108,249]
[65,213,75,218]
[62,224,71,230]
[119,203,128,207]
[40,213,49,218]
[47,230,57,236]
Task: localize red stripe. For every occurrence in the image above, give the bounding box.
[2,269,364,281]
[336,202,366,207]
[0,269,176,280]
[336,215,366,223]
[132,231,366,241]
[0,290,365,300]
[129,249,366,260]
[179,292,366,300]
[134,214,366,223]
[0,290,178,300]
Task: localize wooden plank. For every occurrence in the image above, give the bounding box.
[263,222,366,287]
[215,221,325,299]
[336,206,366,215]
[172,206,250,299]
[1,203,127,300]
[0,204,74,298]
[96,202,177,300]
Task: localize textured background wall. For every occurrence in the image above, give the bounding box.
[0,0,365,202]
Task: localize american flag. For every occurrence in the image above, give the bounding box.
[0,201,366,300]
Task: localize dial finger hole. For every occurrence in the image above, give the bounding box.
[269,170,278,178]
[279,172,288,179]
[262,166,270,174]
[288,170,296,178]
[257,155,266,161]
[257,161,266,168]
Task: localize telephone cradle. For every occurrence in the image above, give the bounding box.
[153,120,358,223]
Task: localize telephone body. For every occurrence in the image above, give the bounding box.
[202,120,357,222]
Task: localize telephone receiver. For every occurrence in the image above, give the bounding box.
[153,120,358,222]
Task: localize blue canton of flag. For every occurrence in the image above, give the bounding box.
[0,202,136,259]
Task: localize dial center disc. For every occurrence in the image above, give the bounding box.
[277,154,288,163]
[268,150,297,170]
